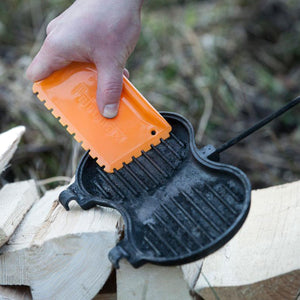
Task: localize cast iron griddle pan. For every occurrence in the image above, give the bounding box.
[59,112,251,268]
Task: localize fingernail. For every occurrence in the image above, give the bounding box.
[103,103,119,118]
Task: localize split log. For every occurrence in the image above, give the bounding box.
[0,125,38,248]
[0,176,298,298]
[0,286,118,300]
[182,180,300,299]
[0,126,25,174]
[0,186,121,300]
[0,180,39,247]
[198,270,300,300]
[117,261,192,300]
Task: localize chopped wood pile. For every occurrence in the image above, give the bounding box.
[0,126,299,300]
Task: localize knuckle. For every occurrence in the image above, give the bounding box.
[102,83,121,99]
[44,34,61,51]
[46,18,58,34]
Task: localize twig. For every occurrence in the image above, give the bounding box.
[220,66,245,105]
[37,176,72,186]
[29,167,46,194]
[201,272,221,300]
[195,88,213,143]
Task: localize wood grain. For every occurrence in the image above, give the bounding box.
[182,180,300,296]
[0,180,38,247]
[117,261,192,300]
[200,270,300,300]
[0,186,121,300]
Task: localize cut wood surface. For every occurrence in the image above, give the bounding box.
[0,126,25,174]
[117,261,192,300]
[199,269,300,300]
[0,186,121,300]
[182,180,300,297]
[0,180,39,247]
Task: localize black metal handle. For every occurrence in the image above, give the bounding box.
[214,96,300,155]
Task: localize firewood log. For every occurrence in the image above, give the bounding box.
[0,180,38,247]
[0,126,25,174]
[0,125,38,248]
[0,186,121,300]
[182,180,300,299]
[1,177,298,299]
[117,261,192,300]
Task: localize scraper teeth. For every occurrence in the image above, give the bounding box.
[35,90,85,148]
[81,141,89,151]
[73,135,82,143]
[36,87,169,173]
[89,149,98,160]
[66,124,75,135]
[51,108,60,118]
[44,101,52,110]
[58,116,68,127]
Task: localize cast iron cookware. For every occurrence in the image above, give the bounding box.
[59,112,251,268]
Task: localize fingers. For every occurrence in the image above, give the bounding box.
[96,62,124,118]
[26,36,70,82]
[123,68,130,79]
[46,17,59,35]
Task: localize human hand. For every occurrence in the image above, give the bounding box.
[26,0,143,118]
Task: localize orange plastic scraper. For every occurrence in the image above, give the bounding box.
[33,62,171,172]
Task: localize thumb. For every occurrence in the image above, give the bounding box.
[96,62,124,119]
[26,37,70,82]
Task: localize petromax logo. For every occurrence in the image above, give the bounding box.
[72,83,127,142]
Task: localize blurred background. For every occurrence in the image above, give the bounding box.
[0,0,299,191]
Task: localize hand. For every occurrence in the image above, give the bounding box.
[26,0,143,118]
